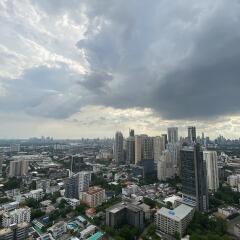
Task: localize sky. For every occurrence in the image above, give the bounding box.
[0,0,240,139]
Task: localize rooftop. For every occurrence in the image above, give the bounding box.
[158,204,194,221]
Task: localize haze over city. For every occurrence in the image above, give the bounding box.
[1,1,240,138]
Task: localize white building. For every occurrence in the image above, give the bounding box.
[25,189,44,201]
[155,204,194,238]
[81,186,105,208]
[2,207,31,227]
[1,201,19,211]
[227,174,240,187]
[203,151,219,192]
[122,184,140,197]
[80,225,96,239]
[157,150,175,181]
[48,221,67,238]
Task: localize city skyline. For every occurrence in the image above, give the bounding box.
[1,1,240,138]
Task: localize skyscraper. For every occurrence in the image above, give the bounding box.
[157,150,175,181]
[0,153,3,177]
[167,127,178,144]
[153,136,165,164]
[203,151,219,192]
[126,129,135,165]
[180,144,208,212]
[188,126,196,143]
[114,131,124,164]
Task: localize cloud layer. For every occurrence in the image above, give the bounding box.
[0,0,240,137]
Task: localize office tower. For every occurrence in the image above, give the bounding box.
[167,127,178,144]
[153,136,165,164]
[114,131,124,164]
[9,160,29,177]
[135,135,143,164]
[155,204,194,238]
[166,143,181,175]
[188,126,196,143]
[65,171,91,199]
[203,151,219,192]
[180,144,208,212]
[106,202,144,229]
[126,130,135,165]
[157,150,174,181]
[2,207,31,227]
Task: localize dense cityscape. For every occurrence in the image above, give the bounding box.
[0,127,240,239]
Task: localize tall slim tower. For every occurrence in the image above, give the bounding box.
[167,127,178,144]
[114,131,124,164]
[203,151,219,192]
[188,126,196,143]
[126,129,135,165]
[180,144,208,212]
[153,136,165,164]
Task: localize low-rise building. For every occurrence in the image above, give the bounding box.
[155,204,194,238]
[65,198,80,209]
[81,186,105,208]
[25,189,44,201]
[80,225,96,239]
[1,201,19,212]
[48,221,67,239]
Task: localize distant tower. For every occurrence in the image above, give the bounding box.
[180,144,208,212]
[167,127,178,144]
[188,126,196,143]
[0,153,3,177]
[114,132,124,165]
[126,130,135,165]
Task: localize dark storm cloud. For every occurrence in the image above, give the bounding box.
[74,0,240,119]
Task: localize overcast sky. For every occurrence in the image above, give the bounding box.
[0,0,240,139]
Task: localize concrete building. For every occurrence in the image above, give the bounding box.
[81,186,106,208]
[48,221,67,239]
[180,144,209,212]
[0,153,3,177]
[106,202,144,229]
[1,201,20,212]
[155,204,194,238]
[157,150,175,181]
[167,127,178,144]
[2,207,31,228]
[114,131,124,164]
[65,171,91,199]
[153,136,165,164]
[203,151,219,192]
[166,143,181,175]
[126,130,135,165]
[25,189,44,201]
[0,222,30,240]
[9,160,29,177]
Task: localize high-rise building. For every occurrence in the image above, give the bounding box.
[166,143,181,175]
[167,127,178,144]
[126,130,135,165]
[203,151,219,192]
[180,144,208,212]
[2,207,31,228]
[161,134,168,148]
[65,171,91,199]
[188,126,196,143]
[153,136,165,164]
[114,132,124,164]
[157,150,175,181]
[134,135,143,164]
[9,160,29,177]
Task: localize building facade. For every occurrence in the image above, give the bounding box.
[167,127,178,144]
[180,144,209,212]
[203,151,219,192]
[114,132,124,164]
